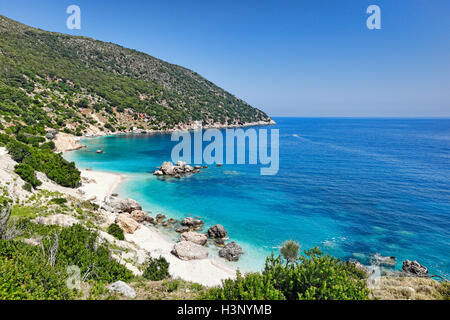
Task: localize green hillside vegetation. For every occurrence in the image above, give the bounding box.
[0,15,272,134]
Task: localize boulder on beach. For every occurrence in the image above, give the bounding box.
[172,241,208,260]
[130,210,146,223]
[116,214,141,234]
[207,224,227,239]
[219,242,243,262]
[107,281,136,298]
[180,231,208,246]
[111,198,142,213]
[181,217,204,229]
[402,260,428,277]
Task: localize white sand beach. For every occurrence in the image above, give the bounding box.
[78,170,124,203]
[70,167,237,287]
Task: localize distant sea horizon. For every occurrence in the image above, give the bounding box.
[65,117,450,278]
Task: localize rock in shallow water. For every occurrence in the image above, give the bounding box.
[207,224,227,239]
[107,281,136,298]
[181,217,204,228]
[172,241,208,260]
[219,242,243,262]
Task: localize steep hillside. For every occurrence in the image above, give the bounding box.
[0,15,272,135]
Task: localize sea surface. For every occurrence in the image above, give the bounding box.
[65,118,450,277]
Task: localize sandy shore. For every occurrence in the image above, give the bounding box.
[72,167,236,286]
[79,170,124,203]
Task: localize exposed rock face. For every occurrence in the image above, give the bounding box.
[180,231,208,246]
[207,224,227,239]
[130,210,146,223]
[111,198,142,213]
[219,242,243,262]
[107,281,136,298]
[181,217,204,229]
[32,214,79,227]
[402,260,428,277]
[153,170,163,176]
[172,241,208,260]
[116,214,141,234]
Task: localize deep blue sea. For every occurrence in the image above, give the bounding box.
[65,118,450,277]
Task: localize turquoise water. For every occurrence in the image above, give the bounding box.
[65,118,450,277]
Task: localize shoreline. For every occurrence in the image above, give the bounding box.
[68,159,238,287]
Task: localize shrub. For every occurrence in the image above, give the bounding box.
[263,247,370,300]
[143,256,170,281]
[14,163,42,189]
[50,198,67,205]
[7,138,81,188]
[201,270,285,300]
[0,240,76,300]
[280,240,300,264]
[107,223,124,241]
[202,247,370,300]
[55,224,133,283]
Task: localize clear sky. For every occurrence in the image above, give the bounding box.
[1,0,449,117]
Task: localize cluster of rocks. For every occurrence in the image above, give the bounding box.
[349,256,430,279]
[153,161,207,178]
[102,196,244,262]
[171,219,244,262]
[106,198,154,234]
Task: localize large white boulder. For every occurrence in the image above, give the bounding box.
[172,241,208,260]
[180,231,208,246]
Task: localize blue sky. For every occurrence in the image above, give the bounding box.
[1,0,449,117]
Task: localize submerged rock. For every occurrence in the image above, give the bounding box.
[402,260,428,277]
[107,281,136,298]
[219,242,243,262]
[172,241,208,260]
[207,224,227,239]
[180,231,208,246]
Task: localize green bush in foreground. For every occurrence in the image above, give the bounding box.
[55,224,133,283]
[107,223,124,241]
[0,240,76,300]
[201,247,370,300]
[143,256,170,281]
[14,163,42,189]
